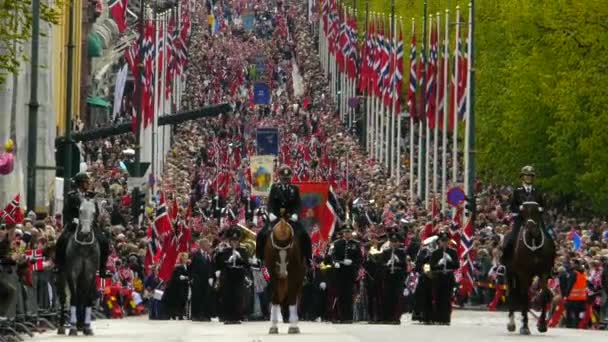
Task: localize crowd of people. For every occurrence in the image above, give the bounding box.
[1,0,607,331]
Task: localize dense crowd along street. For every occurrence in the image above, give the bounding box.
[0,0,607,341]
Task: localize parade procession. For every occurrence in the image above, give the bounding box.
[1,0,608,341]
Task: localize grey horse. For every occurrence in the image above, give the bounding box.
[61,198,100,336]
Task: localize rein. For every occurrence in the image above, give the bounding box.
[521,219,545,252]
[74,223,96,246]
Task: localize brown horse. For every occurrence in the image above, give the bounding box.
[506,201,555,335]
[264,219,305,334]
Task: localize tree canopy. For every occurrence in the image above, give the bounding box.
[354,0,608,214]
[0,0,64,85]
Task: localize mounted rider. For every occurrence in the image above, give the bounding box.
[55,172,110,276]
[255,165,312,268]
[500,165,552,265]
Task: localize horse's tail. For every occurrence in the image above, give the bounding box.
[277,277,288,303]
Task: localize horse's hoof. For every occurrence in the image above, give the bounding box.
[288,327,300,334]
[57,327,65,335]
[520,326,531,335]
[83,328,94,336]
[537,322,547,333]
[507,322,516,332]
[268,327,279,334]
[68,329,78,336]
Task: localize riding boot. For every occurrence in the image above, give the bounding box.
[97,233,110,276]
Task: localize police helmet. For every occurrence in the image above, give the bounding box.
[437,230,450,241]
[73,172,90,185]
[278,165,293,178]
[520,165,536,177]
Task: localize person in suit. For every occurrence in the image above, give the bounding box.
[162,252,190,320]
[380,231,408,324]
[330,224,362,323]
[216,226,249,324]
[501,165,549,265]
[190,238,214,321]
[430,231,460,325]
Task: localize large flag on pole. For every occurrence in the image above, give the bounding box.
[293,182,337,254]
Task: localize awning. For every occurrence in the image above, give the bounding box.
[87,32,103,57]
[86,96,111,108]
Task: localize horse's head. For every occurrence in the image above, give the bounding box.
[78,198,97,235]
[272,219,294,247]
[519,201,545,250]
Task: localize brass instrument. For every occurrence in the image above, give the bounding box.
[236,224,257,258]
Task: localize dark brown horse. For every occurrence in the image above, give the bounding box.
[264,219,305,334]
[506,201,555,335]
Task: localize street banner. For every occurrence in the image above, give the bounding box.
[256,127,280,156]
[242,12,255,31]
[253,82,271,105]
[292,182,337,256]
[250,155,275,197]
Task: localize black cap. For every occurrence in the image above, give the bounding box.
[279,165,292,177]
[340,224,353,232]
[389,233,402,243]
[438,231,450,241]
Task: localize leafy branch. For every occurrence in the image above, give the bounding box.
[0,0,65,85]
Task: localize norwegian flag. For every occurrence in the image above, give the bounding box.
[448,15,468,131]
[25,249,44,272]
[426,19,438,129]
[165,15,175,99]
[176,221,192,254]
[374,21,385,98]
[154,193,172,237]
[322,0,329,35]
[158,233,179,282]
[380,24,391,105]
[359,20,373,94]
[346,14,358,79]
[0,194,24,225]
[140,19,155,128]
[392,29,404,114]
[145,225,162,274]
[407,22,417,120]
[457,214,475,296]
[108,0,128,33]
[337,11,347,71]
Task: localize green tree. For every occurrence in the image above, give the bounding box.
[353,0,608,213]
[0,0,64,85]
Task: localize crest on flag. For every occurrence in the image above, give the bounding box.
[250,155,275,197]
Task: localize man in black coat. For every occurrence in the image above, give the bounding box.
[190,238,214,321]
[330,224,362,323]
[381,231,408,324]
[256,165,312,267]
[501,165,549,265]
[430,231,460,325]
[216,226,249,324]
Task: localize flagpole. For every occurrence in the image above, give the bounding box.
[161,13,167,178]
[464,0,475,209]
[432,13,440,201]
[390,0,396,181]
[419,1,428,205]
[452,6,460,189]
[441,7,450,213]
[384,13,390,171]
[134,0,146,180]
[152,9,160,195]
[409,18,415,200]
[424,14,432,208]
[396,16,404,187]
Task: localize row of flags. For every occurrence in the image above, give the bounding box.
[320,0,471,131]
[112,1,192,133]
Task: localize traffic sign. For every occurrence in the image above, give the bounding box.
[447,186,466,207]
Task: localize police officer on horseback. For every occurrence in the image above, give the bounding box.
[55,172,110,276]
[500,165,550,265]
[255,165,312,267]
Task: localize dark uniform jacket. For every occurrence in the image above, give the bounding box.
[216,246,249,270]
[510,185,545,216]
[267,183,301,219]
[381,246,408,274]
[430,247,460,272]
[331,239,362,269]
